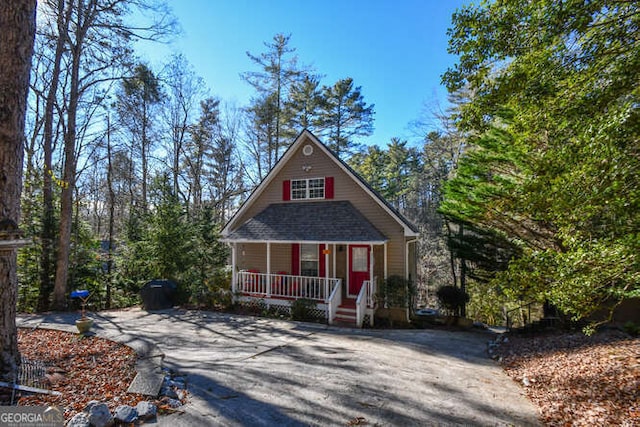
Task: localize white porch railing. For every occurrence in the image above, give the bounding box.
[327,279,343,325]
[356,279,376,327]
[237,270,340,301]
[367,278,376,308]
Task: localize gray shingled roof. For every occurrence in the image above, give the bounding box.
[224,201,387,243]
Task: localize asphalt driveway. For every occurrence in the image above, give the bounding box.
[18,308,540,426]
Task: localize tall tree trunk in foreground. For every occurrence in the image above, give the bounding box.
[105,115,115,309]
[0,0,37,380]
[38,0,72,312]
[52,23,82,309]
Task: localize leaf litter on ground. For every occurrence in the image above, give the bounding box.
[494,329,639,426]
[7,328,153,421]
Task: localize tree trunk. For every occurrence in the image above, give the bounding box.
[106,115,115,309]
[53,6,83,310]
[52,121,77,309]
[0,0,37,380]
[458,223,467,317]
[38,0,70,312]
[445,220,457,288]
[141,101,148,213]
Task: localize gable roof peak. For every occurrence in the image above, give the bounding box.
[222,129,418,237]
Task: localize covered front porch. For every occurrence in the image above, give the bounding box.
[222,201,390,327]
[229,242,382,327]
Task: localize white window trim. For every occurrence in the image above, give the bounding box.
[300,243,319,276]
[291,177,325,200]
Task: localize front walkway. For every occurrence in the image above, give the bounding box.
[17,308,540,426]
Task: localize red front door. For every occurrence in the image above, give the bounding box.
[348,245,370,297]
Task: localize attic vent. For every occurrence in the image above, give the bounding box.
[302,144,313,156]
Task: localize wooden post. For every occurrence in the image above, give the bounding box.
[266,242,271,298]
[231,243,237,295]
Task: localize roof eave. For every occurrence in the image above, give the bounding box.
[220,238,389,245]
[222,129,313,236]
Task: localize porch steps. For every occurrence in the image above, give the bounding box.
[333,300,357,326]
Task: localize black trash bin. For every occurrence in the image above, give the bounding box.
[140,279,177,310]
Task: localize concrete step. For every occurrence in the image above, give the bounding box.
[333,316,357,326]
[334,311,357,323]
[334,302,357,326]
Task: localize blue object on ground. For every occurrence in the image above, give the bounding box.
[70,290,90,299]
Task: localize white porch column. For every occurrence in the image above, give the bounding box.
[324,243,329,300]
[231,243,237,295]
[346,245,350,294]
[332,244,336,278]
[405,240,411,282]
[325,244,329,278]
[383,242,388,280]
[369,244,375,310]
[369,243,374,284]
[266,242,271,297]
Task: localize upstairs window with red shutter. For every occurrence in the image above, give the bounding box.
[283,177,334,200]
[325,177,334,199]
[283,180,291,201]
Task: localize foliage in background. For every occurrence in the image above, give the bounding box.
[200,267,233,310]
[242,33,376,184]
[465,279,508,326]
[17,201,103,313]
[442,0,640,321]
[376,275,413,309]
[112,175,230,306]
[319,77,375,158]
[436,285,469,317]
[348,136,455,309]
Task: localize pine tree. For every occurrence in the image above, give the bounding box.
[118,63,163,213]
[285,74,323,132]
[318,78,374,159]
[242,33,305,163]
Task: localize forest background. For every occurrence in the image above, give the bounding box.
[15,0,639,330]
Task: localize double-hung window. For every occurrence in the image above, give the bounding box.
[291,178,325,200]
[300,244,319,276]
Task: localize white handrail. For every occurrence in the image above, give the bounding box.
[367,277,377,308]
[327,279,342,325]
[356,281,370,328]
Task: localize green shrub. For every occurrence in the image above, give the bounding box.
[290,298,318,322]
[623,321,639,337]
[466,279,509,325]
[204,267,233,309]
[377,275,412,308]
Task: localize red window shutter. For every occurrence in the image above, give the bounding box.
[291,243,300,275]
[283,180,291,201]
[319,244,326,277]
[325,177,334,199]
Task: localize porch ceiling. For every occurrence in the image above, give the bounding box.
[222,201,387,243]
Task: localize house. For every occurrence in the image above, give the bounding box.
[221,130,419,327]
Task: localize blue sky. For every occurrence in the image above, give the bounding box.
[136,0,469,147]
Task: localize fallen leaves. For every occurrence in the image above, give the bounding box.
[495,329,640,426]
[13,328,145,420]
[347,416,368,425]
